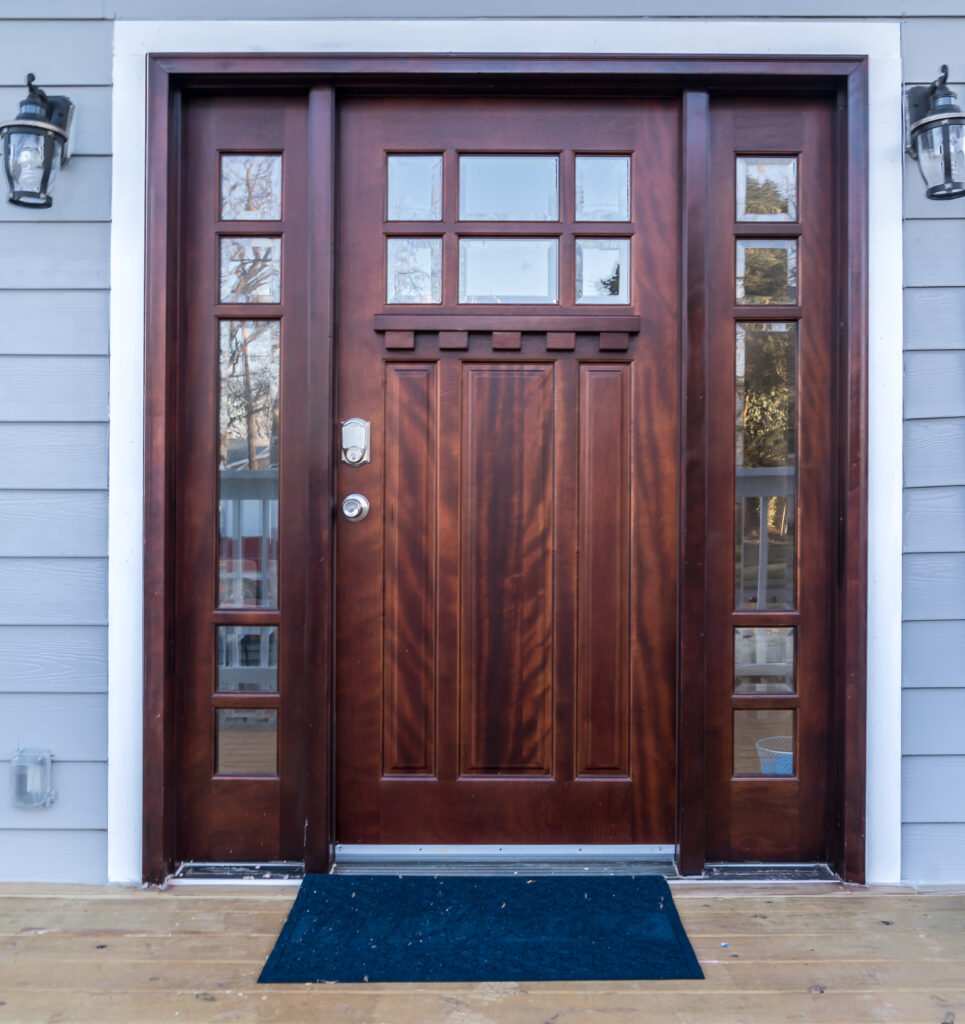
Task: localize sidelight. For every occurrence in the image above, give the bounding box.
[736,240,798,306]
[736,156,798,221]
[220,154,282,220]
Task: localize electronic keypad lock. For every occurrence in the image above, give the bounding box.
[340,417,370,466]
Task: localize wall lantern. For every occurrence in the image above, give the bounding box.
[0,74,74,209]
[906,65,965,201]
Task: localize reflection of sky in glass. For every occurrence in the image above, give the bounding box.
[387,155,443,220]
[459,238,558,303]
[736,157,797,222]
[387,238,442,303]
[459,156,558,221]
[576,239,629,303]
[576,156,630,221]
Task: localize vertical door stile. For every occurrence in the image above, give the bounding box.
[677,90,711,877]
[304,84,337,873]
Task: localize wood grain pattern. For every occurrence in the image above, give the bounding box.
[0,625,106,692]
[463,364,555,774]
[383,364,437,775]
[903,486,965,552]
[0,356,108,422]
[577,364,630,776]
[905,350,965,419]
[0,291,108,355]
[903,689,965,754]
[904,418,965,486]
[902,620,965,686]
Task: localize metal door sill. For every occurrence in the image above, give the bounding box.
[696,862,839,882]
[169,862,305,884]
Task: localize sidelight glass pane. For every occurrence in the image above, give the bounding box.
[736,240,797,305]
[216,708,278,776]
[386,238,442,303]
[218,320,280,609]
[459,156,558,221]
[220,154,282,221]
[459,238,558,304]
[387,155,443,221]
[734,627,795,694]
[575,156,630,221]
[737,156,797,222]
[217,626,278,693]
[734,709,795,777]
[220,237,281,304]
[576,238,629,303]
[735,322,797,610]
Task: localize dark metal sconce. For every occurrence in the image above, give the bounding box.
[0,74,75,209]
[906,65,965,201]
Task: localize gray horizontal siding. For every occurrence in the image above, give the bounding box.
[904,351,965,420]
[903,289,965,351]
[0,424,108,488]
[0,357,108,422]
[903,20,965,82]
[903,486,965,553]
[0,829,106,884]
[0,492,107,557]
[903,621,965,688]
[0,157,111,224]
[0,558,107,625]
[904,221,965,289]
[0,22,112,86]
[0,761,107,829]
[0,292,109,356]
[903,553,965,620]
[1,224,110,290]
[903,690,965,755]
[0,86,111,156]
[0,693,107,760]
[902,825,965,885]
[903,757,965,822]
[0,626,106,693]
[904,419,965,486]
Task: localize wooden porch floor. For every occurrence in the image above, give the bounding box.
[1,882,964,1022]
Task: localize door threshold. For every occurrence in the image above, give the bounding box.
[170,862,305,885]
[698,862,839,882]
[333,844,677,876]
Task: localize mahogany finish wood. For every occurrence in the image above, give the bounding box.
[174,94,312,862]
[703,96,836,863]
[334,95,680,845]
[143,53,870,882]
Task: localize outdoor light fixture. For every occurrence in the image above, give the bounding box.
[906,65,965,201]
[9,748,56,809]
[0,73,74,209]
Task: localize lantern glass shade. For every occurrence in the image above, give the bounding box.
[3,127,63,207]
[913,120,965,200]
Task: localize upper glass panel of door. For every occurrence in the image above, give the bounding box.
[459,156,559,221]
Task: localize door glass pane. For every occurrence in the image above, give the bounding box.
[387,155,443,221]
[220,237,281,304]
[576,238,629,304]
[386,238,442,303]
[734,627,795,694]
[459,156,558,221]
[218,320,280,609]
[220,154,282,221]
[735,322,797,610]
[459,238,558,304]
[575,156,630,221]
[737,156,797,222]
[217,625,278,693]
[216,709,278,776]
[734,709,795,777]
[736,240,797,305]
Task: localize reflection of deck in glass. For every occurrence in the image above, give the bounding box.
[735,466,796,609]
[216,709,278,776]
[218,469,278,608]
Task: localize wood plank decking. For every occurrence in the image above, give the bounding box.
[0,882,963,1022]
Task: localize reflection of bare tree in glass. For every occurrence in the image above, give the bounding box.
[599,261,620,296]
[222,156,281,220]
[392,241,433,301]
[222,241,278,303]
[220,321,280,471]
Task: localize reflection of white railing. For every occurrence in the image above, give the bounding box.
[218,469,278,608]
[736,465,796,608]
[217,625,277,692]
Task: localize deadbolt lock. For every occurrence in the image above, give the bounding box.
[340,418,370,466]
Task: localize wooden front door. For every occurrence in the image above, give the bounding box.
[333,96,680,845]
[163,70,856,874]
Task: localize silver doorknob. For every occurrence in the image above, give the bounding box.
[341,493,370,521]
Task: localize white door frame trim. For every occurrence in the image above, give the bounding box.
[109,18,903,884]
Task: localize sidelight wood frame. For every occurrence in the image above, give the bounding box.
[143,52,868,884]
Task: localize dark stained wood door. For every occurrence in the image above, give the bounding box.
[334,96,681,845]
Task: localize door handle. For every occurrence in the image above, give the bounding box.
[341,493,370,521]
